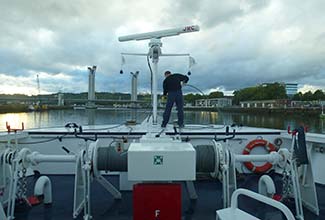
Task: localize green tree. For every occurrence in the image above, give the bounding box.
[207,91,224,99]
[293,92,303,101]
[233,83,287,105]
[313,90,325,100]
[292,90,325,101]
[184,93,203,105]
[263,82,287,100]
[302,91,313,101]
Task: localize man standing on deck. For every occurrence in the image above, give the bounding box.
[161,71,189,128]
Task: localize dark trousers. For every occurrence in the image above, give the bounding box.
[162,90,184,126]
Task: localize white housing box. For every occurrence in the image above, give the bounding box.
[128,140,196,181]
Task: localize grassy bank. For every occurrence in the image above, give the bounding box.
[0,104,29,113]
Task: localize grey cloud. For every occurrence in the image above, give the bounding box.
[162,0,271,28]
[0,0,324,95]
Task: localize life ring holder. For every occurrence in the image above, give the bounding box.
[242,139,277,173]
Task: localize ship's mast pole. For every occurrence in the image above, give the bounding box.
[152,61,158,124]
[148,38,162,124]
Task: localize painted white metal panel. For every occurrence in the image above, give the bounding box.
[311,151,325,184]
[216,208,260,220]
[128,141,196,181]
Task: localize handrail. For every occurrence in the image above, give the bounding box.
[0,203,7,220]
[258,175,275,196]
[34,176,52,204]
[231,188,295,220]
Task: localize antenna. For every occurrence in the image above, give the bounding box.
[36,74,40,95]
[118,25,200,42]
[118,25,200,125]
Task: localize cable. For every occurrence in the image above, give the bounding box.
[147,50,154,117]
[17,134,68,145]
[125,126,133,140]
[146,113,152,123]
[83,123,125,131]
[184,125,226,130]
[146,53,153,100]
[184,84,206,97]
[184,84,228,126]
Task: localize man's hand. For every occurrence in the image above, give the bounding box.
[161,95,167,102]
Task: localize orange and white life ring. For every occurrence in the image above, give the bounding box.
[242,139,277,173]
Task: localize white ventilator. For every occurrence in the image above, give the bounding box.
[118,25,200,124]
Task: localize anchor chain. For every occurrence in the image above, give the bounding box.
[16,170,22,198]
[16,168,28,199]
[282,169,293,198]
[22,168,28,198]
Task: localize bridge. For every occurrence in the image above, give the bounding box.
[0,67,149,107]
[0,96,149,106]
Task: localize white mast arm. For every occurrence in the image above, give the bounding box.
[121,53,191,57]
[121,52,148,56]
[161,53,190,57]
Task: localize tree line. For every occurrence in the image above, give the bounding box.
[292,90,325,101]
[1,84,324,105]
[232,83,325,105]
[232,83,287,105]
[0,91,225,105]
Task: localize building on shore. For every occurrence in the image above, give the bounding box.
[240,99,290,108]
[260,82,298,98]
[285,83,298,98]
[195,98,232,108]
[240,99,323,108]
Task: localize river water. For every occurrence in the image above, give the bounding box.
[0,109,324,134]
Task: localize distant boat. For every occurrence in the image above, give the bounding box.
[28,104,35,111]
[28,103,48,111]
[85,104,98,109]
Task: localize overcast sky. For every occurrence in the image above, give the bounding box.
[0,0,324,95]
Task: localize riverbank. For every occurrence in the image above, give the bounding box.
[0,104,72,114]
[0,104,28,113]
[184,106,321,115]
[220,106,321,115]
[0,104,322,116]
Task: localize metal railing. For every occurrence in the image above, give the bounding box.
[231,188,295,220]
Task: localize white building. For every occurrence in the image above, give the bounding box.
[195,98,232,107]
[285,83,298,97]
